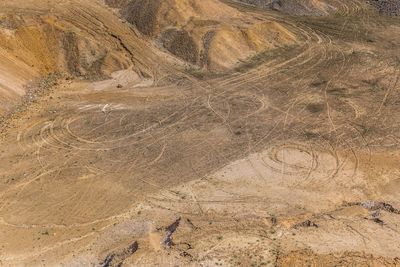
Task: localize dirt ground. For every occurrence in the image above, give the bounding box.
[1,0,400,266]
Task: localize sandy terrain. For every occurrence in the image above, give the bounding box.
[0,0,400,266]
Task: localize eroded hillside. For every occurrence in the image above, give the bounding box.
[0,0,168,117]
[107,0,297,71]
[0,0,400,266]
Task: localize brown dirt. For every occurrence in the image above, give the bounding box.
[277,250,400,266]
[1,0,400,266]
[107,0,297,71]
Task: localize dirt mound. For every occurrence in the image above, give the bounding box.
[109,0,296,71]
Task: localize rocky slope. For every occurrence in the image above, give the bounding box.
[0,0,299,116]
[0,0,164,116]
[107,0,297,71]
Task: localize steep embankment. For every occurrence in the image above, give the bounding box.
[0,0,160,116]
[107,0,297,71]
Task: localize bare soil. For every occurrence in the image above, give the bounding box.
[0,0,400,266]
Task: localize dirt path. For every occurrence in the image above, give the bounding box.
[0,0,400,266]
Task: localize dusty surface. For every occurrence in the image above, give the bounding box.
[1,0,400,266]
